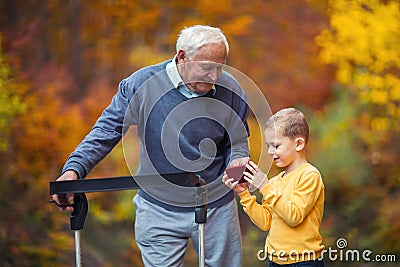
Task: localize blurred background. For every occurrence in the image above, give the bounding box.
[0,0,399,266]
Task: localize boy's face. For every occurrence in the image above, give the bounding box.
[264,129,300,169]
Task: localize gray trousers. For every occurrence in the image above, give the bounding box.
[133,194,242,267]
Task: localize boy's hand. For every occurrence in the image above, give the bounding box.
[243,161,269,191]
[222,173,248,194]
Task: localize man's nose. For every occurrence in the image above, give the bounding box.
[207,68,219,82]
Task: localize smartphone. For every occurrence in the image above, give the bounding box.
[225,163,250,184]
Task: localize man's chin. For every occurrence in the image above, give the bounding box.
[193,82,213,94]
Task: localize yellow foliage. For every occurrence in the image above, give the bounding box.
[49,231,74,252]
[0,44,27,151]
[322,0,400,70]
[197,0,232,15]
[222,15,254,36]
[129,45,171,66]
[316,0,400,136]
[371,117,390,132]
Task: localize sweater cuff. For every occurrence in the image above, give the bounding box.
[237,189,252,201]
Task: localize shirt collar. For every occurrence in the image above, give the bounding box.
[166,56,216,98]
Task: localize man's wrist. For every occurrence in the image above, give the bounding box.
[63,169,79,179]
[229,156,250,166]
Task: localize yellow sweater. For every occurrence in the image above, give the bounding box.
[238,163,325,264]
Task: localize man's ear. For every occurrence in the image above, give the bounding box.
[176,50,186,64]
[295,137,306,152]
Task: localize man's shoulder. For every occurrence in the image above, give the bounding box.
[118,60,172,95]
[123,60,172,84]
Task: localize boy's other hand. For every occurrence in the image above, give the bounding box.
[222,173,248,194]
[243,161,269,191]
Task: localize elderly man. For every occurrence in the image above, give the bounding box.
[53,25,250,266]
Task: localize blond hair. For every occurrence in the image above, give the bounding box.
[264,108,309,144]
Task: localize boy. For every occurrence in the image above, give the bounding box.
[223,108,325,266]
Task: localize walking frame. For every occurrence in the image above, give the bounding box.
[49,173,207,267]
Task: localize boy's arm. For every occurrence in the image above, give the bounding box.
[238,190,272,231]
[260,171,323,227]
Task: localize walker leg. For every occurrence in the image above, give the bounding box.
[75,230,82,267]
[198,223,205,267]
[195,178,207,267]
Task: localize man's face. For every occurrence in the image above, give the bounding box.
[177,42,227,94]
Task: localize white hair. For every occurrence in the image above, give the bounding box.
[176,25,229,58]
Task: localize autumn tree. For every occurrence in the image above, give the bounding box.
[0,0,335,265]
[315,0,400,257]
[0,39,25,151]
[316,0,400,138]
